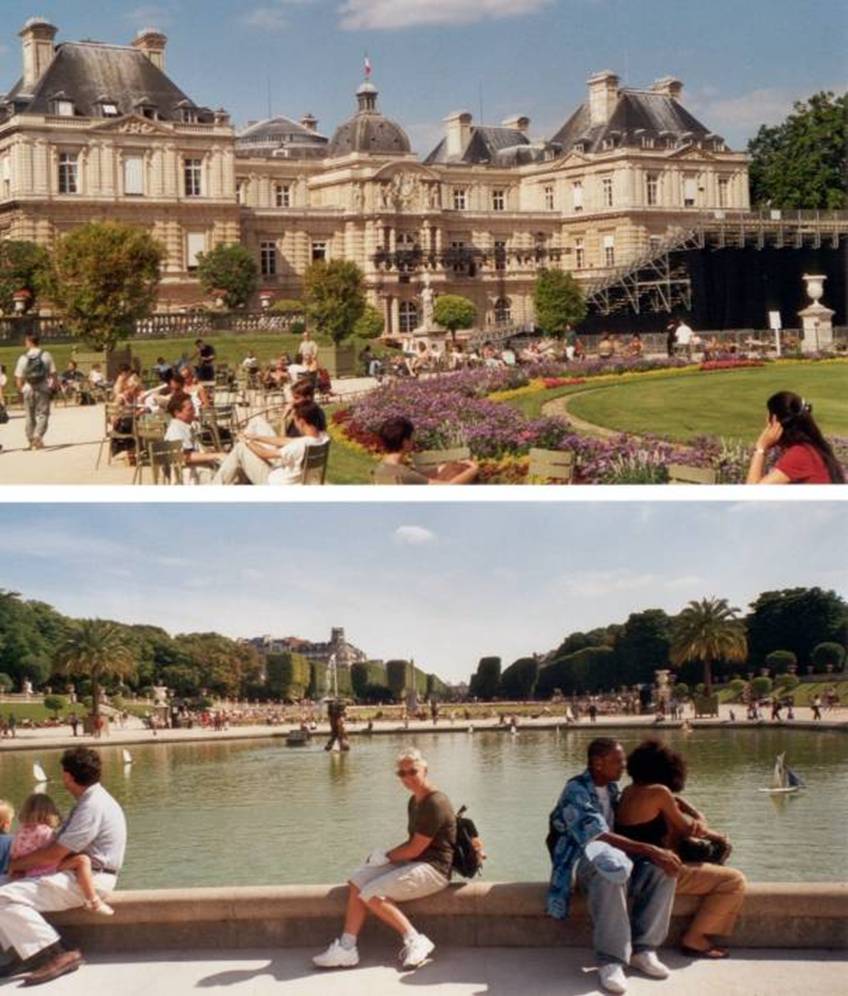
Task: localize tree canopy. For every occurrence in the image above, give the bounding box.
[670,598,747,696]
[748,91,848,209]
[45,222,163,350]
[433,294,476,336]
[0,240,49,315]
[746,588,848,667]
[303,259,366,344]
[353,302,385,339]
[197,243,259,310]
[533,269,586,337]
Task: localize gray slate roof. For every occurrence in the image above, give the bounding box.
[549,90,713,154]
[425,125,540,165]
[236,116,328,159]
[2,41,213,122]
[328,111,410,157]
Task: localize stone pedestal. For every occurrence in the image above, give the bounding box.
[798,274,834,354]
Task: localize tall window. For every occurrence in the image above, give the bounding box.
[492,189,505,211]
[275,183,291,208]
[184,158,202,197]
[54,100,74,117]
[646,173,659,206]
[123,155,144,196]
[260,241,277,277]
[399,301,419,333]
[1,156,11,199]
[100,102,119,117]
[452,188,467,211]
[494,297,511,324]
[544,185,555,211]
[185,232,205,271]
[718,177,729,208]
[311,241,327,262]
[572,180,583,212]
[450,240,466,274]
[574,237,585,269]
[493,239,507,271]
[683,175,697,207]
[602,176,613,208]
[236,180,247,205]
[603,234,615,267]
[58,153,78,194]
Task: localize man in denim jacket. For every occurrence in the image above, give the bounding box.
[546,738,680,994]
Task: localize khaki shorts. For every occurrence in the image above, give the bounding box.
[349,861,449,903]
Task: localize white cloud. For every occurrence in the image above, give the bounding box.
[125,5,174,27]
[241,7,289,31]
[338,0,554,31]
[554,569,658,598]
[394,525,437,546]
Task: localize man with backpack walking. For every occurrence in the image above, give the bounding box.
[14,334,56,449]
[313,747,456,972]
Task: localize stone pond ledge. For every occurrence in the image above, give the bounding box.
[47,882,847,952]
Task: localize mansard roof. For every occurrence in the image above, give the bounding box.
[549,90,714,154]
[236,116,328,159]
[3,41,214,122]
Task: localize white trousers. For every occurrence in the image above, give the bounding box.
[0,871,116,960]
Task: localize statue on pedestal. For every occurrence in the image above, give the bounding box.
[420,272,435,330]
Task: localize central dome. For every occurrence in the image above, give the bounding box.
[327,81,411,158]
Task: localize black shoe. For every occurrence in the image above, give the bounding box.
[0,943,62,979]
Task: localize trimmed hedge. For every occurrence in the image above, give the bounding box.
[386,660,412,701]
[352,661,388,698]
[812,642,846,672]
[765,650,797,673]
[536,646,617,698]
[265,652,310,701]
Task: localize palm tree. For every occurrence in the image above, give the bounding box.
[55,619,136,723]
[670,597,747,698]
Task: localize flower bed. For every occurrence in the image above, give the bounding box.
[700,359,766,371]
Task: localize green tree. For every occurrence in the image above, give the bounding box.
[671,598,747,697]
[498,657,539,700]
[469,657,501,701]
[812,642,846,672]
[303,259,366,344]
[353,303,385,339]
[0,674,12,692]
[386,660,413,701]
[197,243,259,310]
[615,610,672,686]
[433,295,476,340]
[43,694,67,719]
[774,673,800,692]
[55,619,136,720]
[0,241,50,315]
[533,269,586,337]
[765,650,797,673]
[747,588,848,668]
[748,91,848,209]
[750,676,772,698]
[45,222,163,350]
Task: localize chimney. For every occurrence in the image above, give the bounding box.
[587,70,620,125]
[651,76,683,102]
[132,28,167,71]
[502,115,530,134]
[300,113,318,132]
[19,17,57,94]
[443,110,472,159]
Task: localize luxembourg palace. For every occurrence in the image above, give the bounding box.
[0,18,750,334]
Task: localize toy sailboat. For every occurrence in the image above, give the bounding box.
[759,753,805,793]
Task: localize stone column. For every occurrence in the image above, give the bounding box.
[798,274,834,354]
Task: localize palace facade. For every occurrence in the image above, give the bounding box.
[0,18,749,333]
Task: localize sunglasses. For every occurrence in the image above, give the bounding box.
[396,768,418,778]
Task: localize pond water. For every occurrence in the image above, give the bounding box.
[1,728,845,889]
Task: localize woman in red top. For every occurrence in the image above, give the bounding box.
[747,391,845,484]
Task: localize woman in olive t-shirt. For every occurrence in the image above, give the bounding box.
[313,747,457,972]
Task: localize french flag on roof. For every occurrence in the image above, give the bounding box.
[364,54,372,78]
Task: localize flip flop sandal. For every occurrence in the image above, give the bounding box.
[680,945,730,959]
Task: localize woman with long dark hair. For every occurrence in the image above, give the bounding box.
[617,739,746,960]
[746,390,845,484]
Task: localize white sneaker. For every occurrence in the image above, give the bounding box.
[312,939,359,969]
[599,963,627,994]
[630,951,670,979]
[400,933,434,968]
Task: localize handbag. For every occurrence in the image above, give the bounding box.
[677,836,730,864]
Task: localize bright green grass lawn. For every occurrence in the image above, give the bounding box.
[0,333,388,378]
[566,362,848,442]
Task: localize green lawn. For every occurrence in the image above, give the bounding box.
[565,363,848,442]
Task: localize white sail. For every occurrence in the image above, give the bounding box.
[771,753,786,789]
[122,749,133,765]
[33,762,47,783]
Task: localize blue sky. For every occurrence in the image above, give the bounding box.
[1,1,845,155]
[1,502,845,683]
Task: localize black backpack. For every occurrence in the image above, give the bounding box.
[24,350,49,385]
[452,805,484,879]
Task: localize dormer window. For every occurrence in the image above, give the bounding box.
[601,138,614,151]
[175,101,198,124]
[100,103,119,117]
[134,99,158,121]
[54,99,74,118]
[641,136,655,149]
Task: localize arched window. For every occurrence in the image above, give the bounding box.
[494,297,511,324]
[399,301,419,333]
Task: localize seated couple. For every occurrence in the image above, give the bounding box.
[213,400,328,485]
[373,417,479,485]
[547,737,746,994]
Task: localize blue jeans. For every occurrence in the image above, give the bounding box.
[576,850,675,966]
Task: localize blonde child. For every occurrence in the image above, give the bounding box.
[11,794,114,915]
[0,799,14,875]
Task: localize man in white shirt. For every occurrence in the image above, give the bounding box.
[675,320,694,359]
[213,401,328,485]
[164,393,224,480]
[299,331,319,364]
[14,334,57,449]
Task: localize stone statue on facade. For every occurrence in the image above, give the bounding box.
[420,272,435,329]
